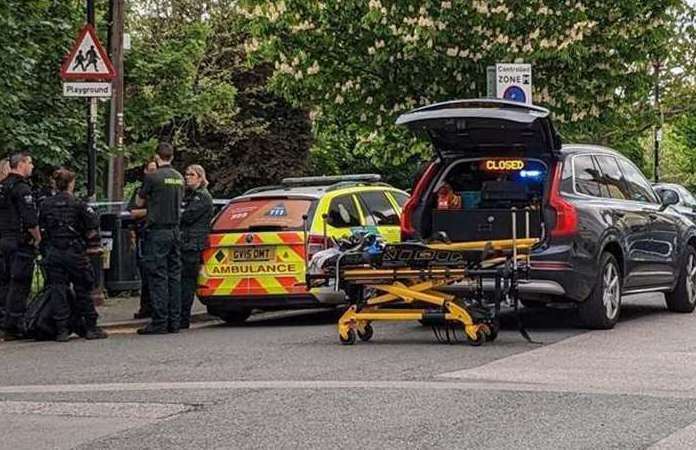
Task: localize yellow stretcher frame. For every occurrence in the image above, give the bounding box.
[334,237,539,346]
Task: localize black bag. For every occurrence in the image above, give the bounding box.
[25,286,86,340]
[25,288,57,340]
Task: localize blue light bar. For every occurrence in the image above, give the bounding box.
[520,170,542,178]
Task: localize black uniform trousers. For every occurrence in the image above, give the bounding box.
[180,250,202,328]
[143,228,182,331]
[44,244,99,328]
[136,235,152,315]
[0,237,36,331]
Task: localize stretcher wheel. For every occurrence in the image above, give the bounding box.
[358,324,374,342]
[340,329,356,345]
[467,329,486,346]
[485,328,498,343]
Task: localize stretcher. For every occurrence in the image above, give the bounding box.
[305,208,539,345]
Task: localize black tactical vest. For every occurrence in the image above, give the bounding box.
[41,195,83,242]
[0,177,22,234]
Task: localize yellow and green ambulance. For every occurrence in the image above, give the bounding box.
[197,175,409,323]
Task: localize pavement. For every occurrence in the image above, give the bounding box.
[97,295,212,332]
[3,293,696,449]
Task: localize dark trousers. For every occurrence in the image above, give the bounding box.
[180,250,202,327]
[44,245,99,328]
[0,238,36,331]
[136,238,152,315]
[143,228,182,330]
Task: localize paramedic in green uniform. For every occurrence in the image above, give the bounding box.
[136,143,185,335]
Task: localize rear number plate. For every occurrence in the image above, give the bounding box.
[232,247,275,262]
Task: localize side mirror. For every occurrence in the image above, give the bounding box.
[660,189,679,210]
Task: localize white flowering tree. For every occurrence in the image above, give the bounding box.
[244,0,694,182]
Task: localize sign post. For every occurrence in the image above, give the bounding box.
[60,21,116,200]
[495,63,532,104]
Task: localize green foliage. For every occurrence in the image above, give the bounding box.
[245,0,696,179]
[125,1,312,197]
[0,1,85,168]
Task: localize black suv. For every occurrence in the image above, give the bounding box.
[397,99,696,329]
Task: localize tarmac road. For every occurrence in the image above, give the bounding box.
[1,293,696,449]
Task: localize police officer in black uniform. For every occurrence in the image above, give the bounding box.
[0,153,41,340]
[136,143,184,335]
[180,164,213,329]
[39,169,108,341]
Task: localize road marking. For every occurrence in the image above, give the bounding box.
[0,400,191,419]
[649,418,696,449]
[0,377,691,399]
[439,310,696,399]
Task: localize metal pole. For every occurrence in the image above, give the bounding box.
[653,61,661,183]
[86,0,97,200]
[107,0,125,201]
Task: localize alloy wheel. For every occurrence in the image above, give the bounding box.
[602,262,620,320]
[686,253,696,305]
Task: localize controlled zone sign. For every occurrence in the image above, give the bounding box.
[495,63,532,104]
[60,24,115,81]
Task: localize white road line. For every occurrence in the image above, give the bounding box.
[0,378,693,400]
[0,400,191,419]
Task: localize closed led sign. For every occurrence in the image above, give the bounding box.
[483,159,525,171]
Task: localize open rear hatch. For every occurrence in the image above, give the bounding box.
[396,99,562,242]
[395,99,561,159]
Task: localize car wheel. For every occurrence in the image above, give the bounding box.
[220,310,251,325]
[578,252,621,329]
[665,246,696,313]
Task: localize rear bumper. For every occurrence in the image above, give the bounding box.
[198,293,325,312]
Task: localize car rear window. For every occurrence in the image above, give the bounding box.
[212,198,315,232]
[442,158,547,208]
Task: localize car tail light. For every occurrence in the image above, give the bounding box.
[549,161,578,238]
[307,233,328,259]
[401,162,439,241]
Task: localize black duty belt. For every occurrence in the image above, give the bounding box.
[148,224,179,230]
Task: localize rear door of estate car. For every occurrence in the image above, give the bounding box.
[395,99,562,160]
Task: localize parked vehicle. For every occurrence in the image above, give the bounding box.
[197,175,409,324]
[653,183,696,223]
[397,99,696,329]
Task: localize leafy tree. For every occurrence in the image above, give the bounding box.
[125,1,312,197]
[245,0,695,186]
[0,1,85,170]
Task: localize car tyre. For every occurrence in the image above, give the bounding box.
[578,252,621,330]
[220,310,251,325]
[665,246,696,313]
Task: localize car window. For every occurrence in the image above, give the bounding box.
[617,159,659,204]
[212,198,315,232]
[391,191,409,209]
[560,159,574,194]
[358,191,400,226]
[573,155,604,197]
[327,195,361,228]
[677,186,696,207]
[594,155,631,200]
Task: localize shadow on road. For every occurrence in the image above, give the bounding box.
[210,293,676,333]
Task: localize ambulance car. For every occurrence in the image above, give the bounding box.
[197,175,409,323]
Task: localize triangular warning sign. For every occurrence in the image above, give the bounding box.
[60,24,116,81]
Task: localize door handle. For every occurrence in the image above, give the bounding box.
[613,212,625,218]
[649,213,658,220]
